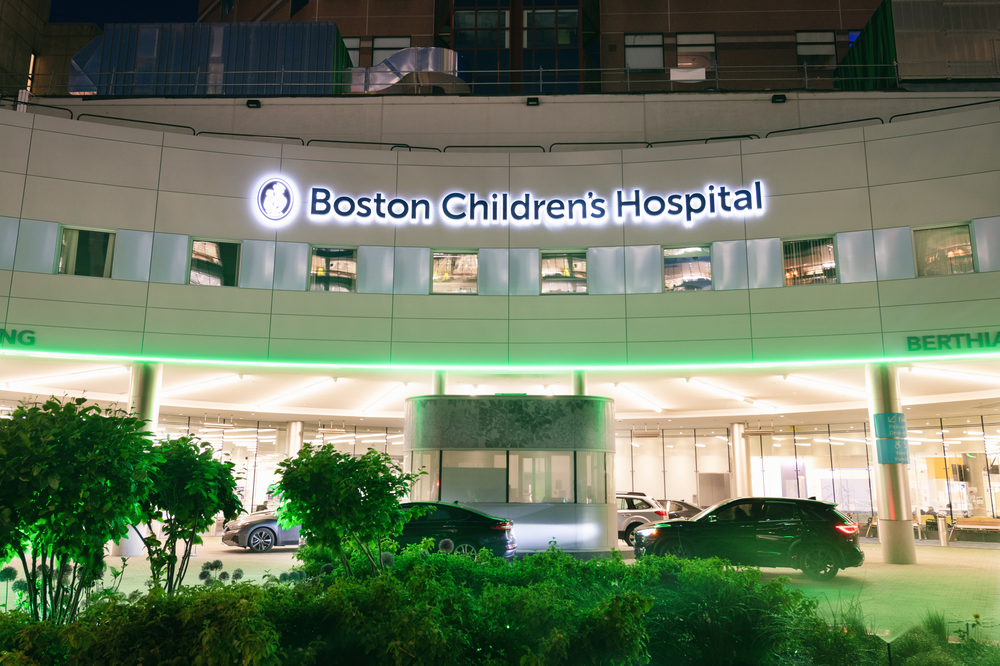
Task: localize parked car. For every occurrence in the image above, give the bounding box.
[399,501,517,560]
[616,492,670,546]
[633,496,864,580]
[222,511,301,552]
[657,499,702,519]
[223,502,518,560]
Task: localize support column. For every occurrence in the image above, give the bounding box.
[572,370,587,396]
[128,362,163,433]
[865,363,917,564]
[432,370,447,395]
[730,422,752,497]
[287,421,304,459]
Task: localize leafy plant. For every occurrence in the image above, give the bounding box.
[137,436,242,594]
[274,447,423,577]
[196,559,244,587]
[0,398,155,623]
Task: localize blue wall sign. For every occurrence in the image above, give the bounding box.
[873,413,909,464]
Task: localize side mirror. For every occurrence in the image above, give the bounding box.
[708,515,718,523]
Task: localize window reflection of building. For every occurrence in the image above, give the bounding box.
[58,228,115,278]
[914,226,975,277]
[190,240,241,287]
[310,248,357,292]
[541,251,587,293]
[663,246,712,291]
[783,238,837,285]
[432,251,479,294]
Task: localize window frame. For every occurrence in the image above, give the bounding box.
[309,245,359,292]
[431,249,480,295]
[781,236,838,287]
[795,31,837,69]
[912,223,977,278]
[57,226,116,279]
[624,33,665,72]
[341,37,361,67]
[662,244,713,292]
[540,249,588,295]
[676,33,716,71]
[189,238,242,288]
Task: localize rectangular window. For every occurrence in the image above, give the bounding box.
[796,31,837,68]
[663,246,712,291]
[541,251,587,294]
[624,34,664,71]
[576,450,607,504]
[508,451,574,503]
[373,37,410,65]
[190,240,240,287]
[914,226,975,277]
[58,228,115,278]
[441,450,507,503]
[342,37,361,67]
[677,33,716,70]
[783,238,837,286]
[290,0,308,17]
[432,251,478,294]
[310,247,357,292]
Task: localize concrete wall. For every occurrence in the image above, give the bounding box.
[2,102,1000,368]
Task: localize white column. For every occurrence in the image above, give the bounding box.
[730,422,752,497]
[573,370,587,396]
[128,362,163,432]
[287,421,304,458]
[432,370,447,395]
[865,363,917,564]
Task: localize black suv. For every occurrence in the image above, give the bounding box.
[633,496,864,580]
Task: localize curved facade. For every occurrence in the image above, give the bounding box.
[2,106,1000,369]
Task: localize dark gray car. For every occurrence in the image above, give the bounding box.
[221,511,301,553]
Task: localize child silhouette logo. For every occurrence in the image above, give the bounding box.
[257,178,293,221]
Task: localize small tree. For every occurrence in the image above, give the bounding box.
[138,436,243,594]
[274,447,422,577]
[0,398,154,623]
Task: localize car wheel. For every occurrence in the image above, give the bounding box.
[655,540,689,559]
[453,541,478,557]
[800,546,839,581]
[624,523,642,547]
[247,527,275,553]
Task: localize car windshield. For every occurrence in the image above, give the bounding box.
[690,500,729,522]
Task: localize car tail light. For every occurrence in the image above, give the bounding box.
[655,510,668,517]
[835,524,859,536]
[491,521,513,531]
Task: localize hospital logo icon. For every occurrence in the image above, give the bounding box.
[257,178,294,221]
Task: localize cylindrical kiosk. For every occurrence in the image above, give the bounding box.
[404,395,617,555]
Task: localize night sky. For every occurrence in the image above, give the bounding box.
[49,0,200,27]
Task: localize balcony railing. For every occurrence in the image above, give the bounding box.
[1,62,899,98]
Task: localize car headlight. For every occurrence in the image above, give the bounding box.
[636,528,658,538]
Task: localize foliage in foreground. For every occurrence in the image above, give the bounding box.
[138,436,242,594]
[0,399,154,624]
[1,546,999,666]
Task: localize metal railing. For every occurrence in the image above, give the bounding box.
[0,62,900,98]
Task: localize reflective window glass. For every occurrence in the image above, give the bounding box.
[342,37,361,67]
[190,240,240,287]
[541,251,587,293]
[625,34,664,71]
[714,500,757,522]
[783,238,837,285]
[373,36,410,65]
[632,498,652,510]
[762,502,798,521]
[441,450,506,503]
[310,247,357,292]
[432,251,478,294]
[58,228,115,278]
[676,33,716,70]
[914,226,974,277]
[508,451,573,503]
[796,31,837,68]
[664,245,712,291]
[577,451,607,504]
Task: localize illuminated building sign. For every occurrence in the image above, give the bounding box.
[906,332,1000,351]
[1,329,36,346]
[251,175,765,228]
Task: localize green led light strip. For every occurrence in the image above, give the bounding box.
[2,348,1000,372]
